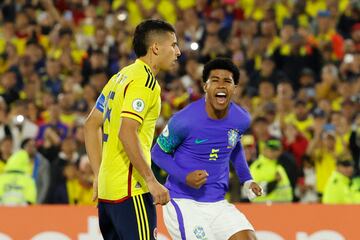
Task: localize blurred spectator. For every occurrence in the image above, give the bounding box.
[9,100,39,151]
[350,113,360,175]
[42,58,63,96]
[0,137,13,174]
[307,129,339,195]
[250,137,293,203]
[0,98,11,141]
[285,99,314,140]
[77,155,95,205]
[273,28,322,89]
[337,0,360,39]
[322,153,360,203]
[52,155,94,205]
[263,102,281,138]
[316,64,340,101]
[0,150,36,206]
[314,10,344,61]
[252,80,275,117]
[296,155,319,203]
[251,116,270,155]
[21,138,50,204]
[282,123,309,171]
[249,56,282,90]
[37,103,68,148]
[0,70,19,105]
[51,161,78,204]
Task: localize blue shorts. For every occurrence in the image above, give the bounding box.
[98,193,157,240]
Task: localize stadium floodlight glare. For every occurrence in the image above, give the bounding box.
[16,115,24,124]
[117,11,128,22]
[190,42,199,51]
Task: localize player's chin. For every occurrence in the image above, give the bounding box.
[164,61,176,70]
[213,102,229,111]
[213,98,230,109]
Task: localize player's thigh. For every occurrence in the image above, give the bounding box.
[211,201,254,240]
[228,230,257,240]
[103,193,157,240]
[121,193,157,240]
[163,198,216,240]
[138,193,157,240]
[98,202,121,240]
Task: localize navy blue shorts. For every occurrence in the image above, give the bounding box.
[98,193,157,240]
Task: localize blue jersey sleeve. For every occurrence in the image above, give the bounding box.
[230,142,253,184]
[95,93,106,113]
[156,115,187,153]
[151,143,188,183]
[151,114,189,183]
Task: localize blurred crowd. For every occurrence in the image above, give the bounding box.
[0,0,359,205]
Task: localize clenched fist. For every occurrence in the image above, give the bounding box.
[186,170,208,189]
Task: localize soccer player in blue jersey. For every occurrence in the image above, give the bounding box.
[151,58,262,240]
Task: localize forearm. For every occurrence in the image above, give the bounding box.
[151,143,188,183]
[84,124,102,177]
[84,108,103,178]
[231,143,253,184]
[119,127,156,183]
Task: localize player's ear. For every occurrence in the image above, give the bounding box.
[151,42,159,56]
[203,82,208,92]
[232,84,238,93]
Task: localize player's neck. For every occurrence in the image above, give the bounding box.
[205,103,228,120]
[138,56,159,76]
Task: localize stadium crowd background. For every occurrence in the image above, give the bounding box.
[0,0,359,205]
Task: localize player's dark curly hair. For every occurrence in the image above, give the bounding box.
[202,58,240,84]
[132,19,176,57]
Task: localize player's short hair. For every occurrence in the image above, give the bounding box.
[202,58,240,84]
[132,19,176,57]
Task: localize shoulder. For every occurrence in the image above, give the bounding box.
[123,61,154,86]
[230,103,251,128]
[174,99,203,121]
[167,100,203,134]
[231,103,251,120]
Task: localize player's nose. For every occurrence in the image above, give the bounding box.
[175,46,181,57]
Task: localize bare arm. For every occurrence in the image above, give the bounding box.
[119,117,169,205]
[84,107,103,201]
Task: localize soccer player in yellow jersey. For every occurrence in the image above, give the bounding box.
[84,19,180,240]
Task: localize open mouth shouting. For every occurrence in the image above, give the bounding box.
[215,92,227,105]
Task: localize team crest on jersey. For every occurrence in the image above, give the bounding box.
[227,129,240,148]
[132,99,145,112]
[193,226,207,240]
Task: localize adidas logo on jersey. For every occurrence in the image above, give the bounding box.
[135,182,142,188]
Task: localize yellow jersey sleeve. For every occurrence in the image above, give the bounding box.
[95,76,116,113]
[120,66,157,124]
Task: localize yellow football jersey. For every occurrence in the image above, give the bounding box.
[95,59,161,201]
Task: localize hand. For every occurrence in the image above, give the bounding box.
[243,180,263,200]
[186,170,208,189]
[147,179,170,205]
[92,177,98,202]
[249,182,263,196]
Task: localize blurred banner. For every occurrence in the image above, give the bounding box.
[0,204,358,240]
